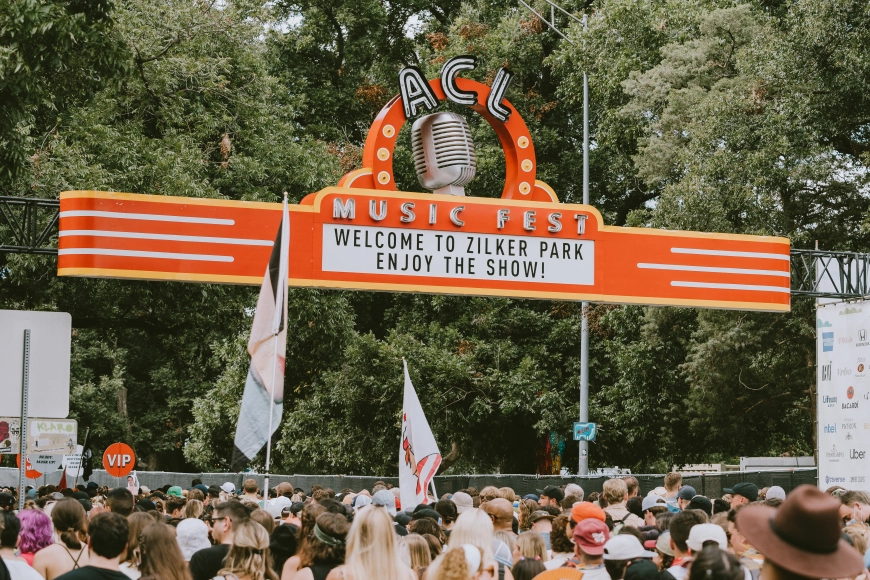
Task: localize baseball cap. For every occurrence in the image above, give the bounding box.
[87,482,99,490]
[529,510,556,524]
[686,523,728,552]
[676,486,697,501]
[220,482,236,494]
[687,495,712,516]
[412,508,441,522]
[0,493,13,510]
[572,502,606,523]
[193,484,209,495]
[766,486,786,501]
[651,487,667,497]
[523,494,540,502]
[656,531,674,556]
[723,482,758,502]
[395,512,412,527]
[167,486,183,497]
[573,518,610,555]
[137,498,156,511]
[641,494,666,512]
[451,491,474,514]
[207,485,222,496]
[538,485,565,503]
[372,489,397,516]
[603,535,656,560]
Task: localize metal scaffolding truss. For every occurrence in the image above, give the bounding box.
[791,249,870,299]
[0,196,60,255]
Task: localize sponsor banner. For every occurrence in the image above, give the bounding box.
[817,301,870,488]
[26,419,77,455]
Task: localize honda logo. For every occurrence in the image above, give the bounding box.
[861,329,867,341]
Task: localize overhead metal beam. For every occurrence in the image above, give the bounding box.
[0,196,60,255]
[791,249,870,299]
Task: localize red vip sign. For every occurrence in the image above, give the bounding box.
[58,57,790,312]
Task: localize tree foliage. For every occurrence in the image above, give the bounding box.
[3,0,868,473]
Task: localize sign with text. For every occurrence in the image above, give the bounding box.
[58,189,790,311]
[0,418,21,454]
[27,419,77,455]
[103,442,135,477]
[817,301,870,489]
[63,445,85,478]
[574,422,597,442]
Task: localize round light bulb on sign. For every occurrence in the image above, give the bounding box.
[102,442,136,477]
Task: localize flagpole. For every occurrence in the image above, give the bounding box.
[264,192,289,500]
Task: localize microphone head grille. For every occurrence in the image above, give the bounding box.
[411,112,476,195]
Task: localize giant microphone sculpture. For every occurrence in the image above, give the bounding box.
[411,112,477,196]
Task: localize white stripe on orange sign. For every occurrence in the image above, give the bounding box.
[670,247,789,261]
[59,210,234,226]
[59,230,273,246]
[670,281,791,293]
[637,263,789,277]
[58,248,234,262]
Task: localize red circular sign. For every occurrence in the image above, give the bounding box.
[102,442,136,477]
[16,454,42,479]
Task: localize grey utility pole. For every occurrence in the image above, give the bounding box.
[516,0,590,474]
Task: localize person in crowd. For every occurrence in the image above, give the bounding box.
[562,518,610,579]
[17,508,53,565]
[434,500,457,537]
[119,512,154,579]
[282,502,327,579]
[0,511,44,580]
[166,496,187,525]
[251,509,275,535]
[408,518,446,546]
[724,507,761,578]
[685,545,743,580]
[675,487,696,512]
[602,534,656,580]
[270,524,298,578]
[510,558,544,580]
[176,518,211,563]
[722,483,758,510]
[843,522,870,566]
[497,488,516,503]
[398,534,431,579]
[665,510,706,580]
[686,496,712,518]
[370,491,406,537]
[527,511,553,550]
[183,500,204,521]
[33,498,91,579]
[568,502,607,540]
[544,514,574,569]
[137,523,192,580]
[482,499,515,541]
[242,480,261,505]
[421,533,442,562]
[325,505,415,580]
[622,477,640,499]
[839,490,870,525]
[290,512,349,580]
[216,520,277,580]
[190,501,251,580]
[450,493,474,517]
[106,490,134,518]
[662,474,682,512]
[517,499,538,533]
[478,487,500,505]
[640,495,667,528]
[564,484,584,502]
[622,559,660,580]
[54,512,129,580]
[512,531,547,564]
[653,532,674,571]
[737,484,865,580]
[625,497,644,522]
[537,486,564,509]
[602,479,644,530]
[426,545,481,580]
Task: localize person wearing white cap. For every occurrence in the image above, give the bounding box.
[641,494,667,526]
[450,491,474,514]
[602,535,656,578]
[685,523,728,552]
[176,518,211,561]
[765,486,786,502]
[220,482,236,494]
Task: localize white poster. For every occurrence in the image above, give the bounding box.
[817,301,870,490]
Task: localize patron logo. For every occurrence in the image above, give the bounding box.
[821,363,832,381]
[824,423,837,433]
[838,367,853,377]
[823,332,834,352]
[842,421,857,429]
[851,449,866,459]
[826,445,845,460]
[824,395,838,407]
[848,386,855,399]
[826,476,846,484]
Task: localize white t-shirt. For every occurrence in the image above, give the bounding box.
[576,565,610,580]
[544,553,573,570]
[668,565,689,580]
[119,562,142,579]
[3,559,45,580]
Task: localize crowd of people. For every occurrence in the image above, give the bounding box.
[0,472,867,580]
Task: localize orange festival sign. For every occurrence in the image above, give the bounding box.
[57,57,790,312]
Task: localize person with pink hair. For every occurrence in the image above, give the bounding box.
[17,508,53,565]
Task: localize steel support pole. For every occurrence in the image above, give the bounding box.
[578,36,591,474]
[18,329,30,510]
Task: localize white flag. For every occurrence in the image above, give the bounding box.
[400,360,441,510]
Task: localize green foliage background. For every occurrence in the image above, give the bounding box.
[3,0,867,474]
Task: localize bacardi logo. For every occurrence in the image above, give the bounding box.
[842,401,859,410]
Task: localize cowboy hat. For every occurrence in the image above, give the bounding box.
[736,484,864,579]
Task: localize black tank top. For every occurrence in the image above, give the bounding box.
[310,563,338,580]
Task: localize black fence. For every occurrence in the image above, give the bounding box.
[0,468,818,498]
